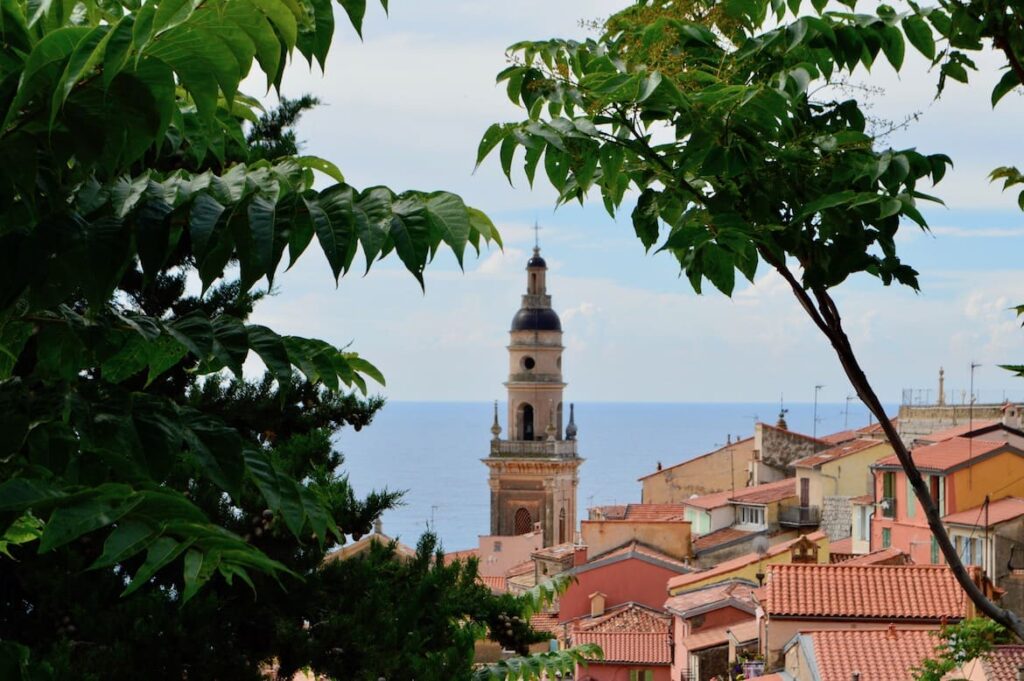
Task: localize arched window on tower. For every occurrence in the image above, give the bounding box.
[557,402,563,438]
[530,272,537,293]
[519,403,534,441]
[514,508,532,535]
[559,508,566,544]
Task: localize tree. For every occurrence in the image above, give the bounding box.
[913,619,1013,681]
[0,0,550,676]
[479,0,1024,638]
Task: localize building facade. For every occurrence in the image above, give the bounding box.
[483,247,582,547]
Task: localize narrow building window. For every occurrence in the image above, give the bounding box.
[514,507,532,535]
[882,527,891,548]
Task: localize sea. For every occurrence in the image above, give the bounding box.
[336,401,895,552]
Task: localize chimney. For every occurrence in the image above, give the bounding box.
[852,673,861,681]
[589,591,606,618]
[573,545,588,567]
[886,623,897,640]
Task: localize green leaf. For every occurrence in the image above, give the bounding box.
[122,536,191,596]
[39,493,140,553]
[181,547,220,603]
[477,123,508,169]
[992,70,1019,107]
[210,314,248,376]
[309,185,357,281]
[339,0,366,36]
[389,195,431,286]
[702,245,736,296]
[89,520,157,569]
[0,479,64,513]
[296,155,344,183]
[424,192,471,267]
[245,325,291,382]
[901,15,935,60]
[632,189,660,252]
[880,25,905,70]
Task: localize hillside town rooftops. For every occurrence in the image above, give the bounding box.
[792,438,886,469]
[839,547,910,566]
[692,527,758,554]
[531,542,575,561]
[585,541,692,574]
[763,563,973,620]
[681,618,758,652]
[966,645,1024,680]
[944,497,1024,527]
[875,437,1014,472]
[479,575,507,593]
[784,627,941,681]
[682,488,736,511]
[820,418,897,445]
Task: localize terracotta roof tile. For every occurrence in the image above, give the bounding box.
[443,548,478,565]
[944,497,1024,527]
[792,438,889,469]
[820,418,898,445]
[668,531,827,592]
[590,504,627,519]
[622,503,689,520]
[692,527,756,553]
[765,564,966,619]
[978,645,1024,679]
[875,437,1011,472]
[801,628,940,680]
[681,617,757,652]
[529,612,561,635]
[828,537,854,555]
[730,478,797,505]
[531,542,575,561]
[664,580,757,616]
[683,488,737,510]
[505,560,535,578]
[479,575,507,593]
[571,603,672,665]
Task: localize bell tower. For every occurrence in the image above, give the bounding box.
[483,246,582,547]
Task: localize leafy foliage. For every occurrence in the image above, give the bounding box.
[913,619,1013,681]
[0,0,507,674]
[471,644,604,681]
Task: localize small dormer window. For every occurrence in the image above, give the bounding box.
[737,505,766,529]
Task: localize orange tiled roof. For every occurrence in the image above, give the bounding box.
[505,560,535,578]
[792,438,888,469]
[821,418,898,445]
[443,548,478,565]
[531,542,575,561]
[667,530,827,592]
[571,603,671,665]
[764,564,967,620]
[622,504,688,520]
[664,580,757,616]
[839,547,910,566]
[479,575,507,593]
[682,488,736,510]
[692,527,756,553]
[874,437,1011,472]
[529,612,561,635]
[828,537,854,555]
[798,628,941,680]
[944,497,1024,527]
[977,645,1024,679]
[730,478,796,505]
[915,420,999,443]
[637,437,755,481]
[681,618,758,652]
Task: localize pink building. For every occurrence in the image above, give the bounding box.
[570,602,672,681]
[559,542,693,622]
[664,580,758,681]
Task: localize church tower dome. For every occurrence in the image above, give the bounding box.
[483,243,582,548]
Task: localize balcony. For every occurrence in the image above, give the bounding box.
[489,439,578,459]
[778,505,821,527]
[880,496,897,518]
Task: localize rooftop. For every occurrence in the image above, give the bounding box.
[944,497,1024,527]
[820,418,897,445]
[792,438,889,469]
[764,564,968,620]
[839,547,911,566]
[974,644,1024,680]
[682,488,736,511]
[570,602,672,665]
[663,579,757,617]
[667,530,827,592]
[531,542,576,561]
[730,478,797,505]
[585,541,692,574]
[479,575,507,593]
[681,618,758,652]
[591,503,688,521]
[913,419,999,443]
[442,548,478,565]
[791,628,941,681]
[875,437,1014,473]
[692,527,757,554]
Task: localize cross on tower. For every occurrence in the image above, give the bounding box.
[533,220,541,249]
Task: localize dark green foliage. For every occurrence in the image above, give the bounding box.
[248,95,323,162]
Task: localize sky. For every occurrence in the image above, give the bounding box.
[246,0,1024,406]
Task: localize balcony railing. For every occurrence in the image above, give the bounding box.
[778,505,821,527]
[880,496,897,518]
[489,439,578,459]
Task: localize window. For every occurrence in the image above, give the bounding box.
[931,536,939,564]
[493,541,502,553]
[882,472,896,518]
[514,508,532,535]
[521,356,535,370]
[857,506,871,540]
[737,505,765,528]
[882,527,891,548]
[929,475,944,515]
[629,671,654,681]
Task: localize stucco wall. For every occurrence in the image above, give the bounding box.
[560,559,682,622]
[476,532,543,577]
[821,496,852,541]
[755,425,828,477]
[948,450,1024,512]
[897,404,1015,446]
[581,520,691,562]
[641,440,755,504]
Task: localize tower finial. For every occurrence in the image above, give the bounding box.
[491,400,502,441]
[566,403,577,440]
[776,394,789,430]
[533,220,541,250]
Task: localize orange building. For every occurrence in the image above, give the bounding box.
[869,437,1024,564]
